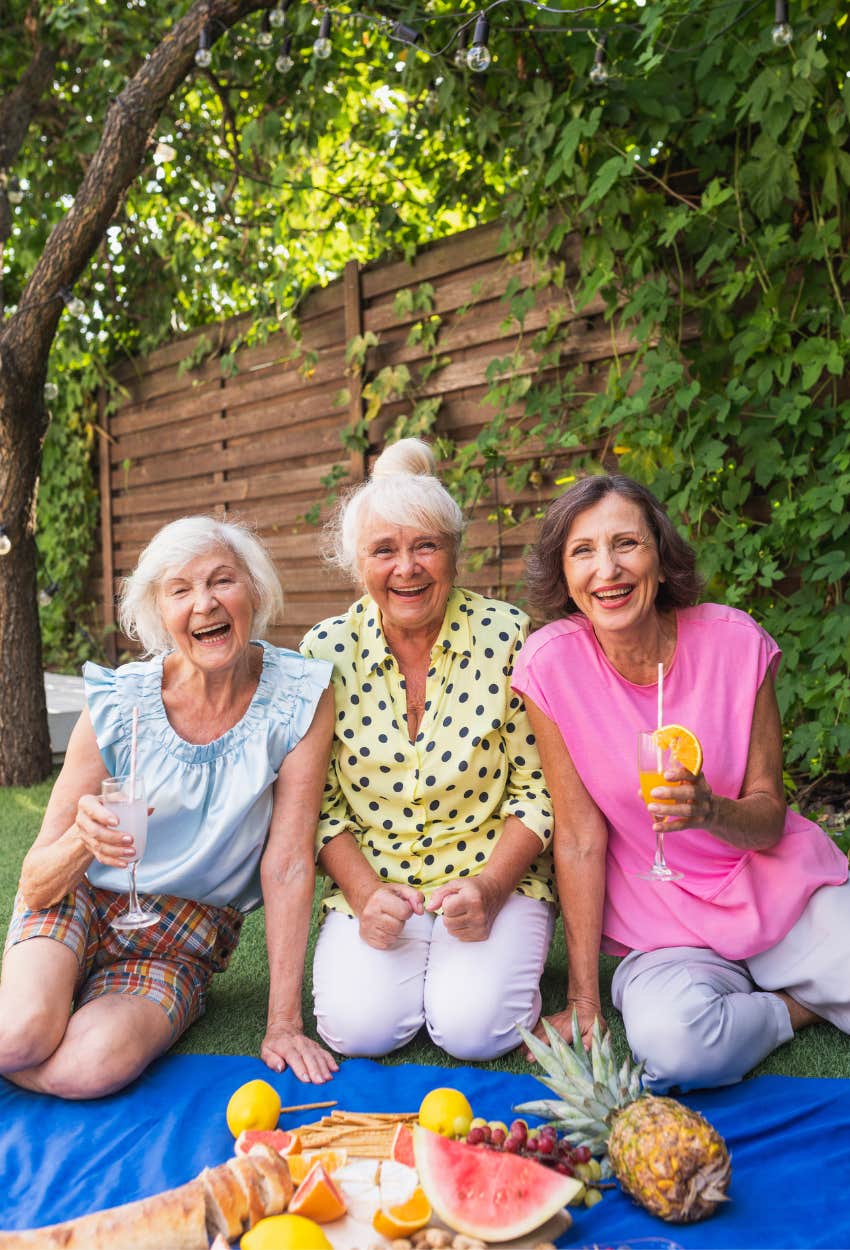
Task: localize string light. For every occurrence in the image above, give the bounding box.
[589,36,608,84]
[62,289,86,318]
[313,11,332,59]
[269,0,290,28]
[195,22,213,67]
[153,140,177,163]
[0,527,11,558]
[276,33,294,71]
[453,28,470,67]
[44,382,59,401]
[771,0,793,45]
[467,13,491,71]
[7,176,23,206]
[257,11,274,48]
[38,581,60,608]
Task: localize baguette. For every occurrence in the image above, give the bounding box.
[0,1150,294,1249]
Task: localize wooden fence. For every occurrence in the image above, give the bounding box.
[97,218,636,658]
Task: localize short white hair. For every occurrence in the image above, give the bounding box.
[327,439,465,582]
[119,516,284,655]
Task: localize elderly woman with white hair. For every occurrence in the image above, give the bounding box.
[302,439,555,1060]
[0,516,337,1098]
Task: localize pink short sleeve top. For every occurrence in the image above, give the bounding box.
[512,603,847,960]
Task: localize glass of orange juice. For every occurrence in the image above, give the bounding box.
[637,730,683,882]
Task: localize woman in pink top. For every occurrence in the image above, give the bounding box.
[512,474,850,1090]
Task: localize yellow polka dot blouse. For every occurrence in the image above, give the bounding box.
[301,587,555,916]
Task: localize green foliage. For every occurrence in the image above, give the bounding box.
[4,0,849,774]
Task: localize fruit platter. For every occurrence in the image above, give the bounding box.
[0,1018,731,1249]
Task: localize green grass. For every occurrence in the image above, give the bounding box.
[2,779,849,1079]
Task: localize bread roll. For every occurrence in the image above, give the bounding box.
[0,1151,294,1248]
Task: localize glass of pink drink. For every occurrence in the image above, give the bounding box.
[101,776,158,930]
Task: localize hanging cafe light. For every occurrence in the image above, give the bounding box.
[466,13,491,72]
[772,0,793,45]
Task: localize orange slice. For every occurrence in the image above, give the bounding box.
[288,1162,347,1224]
[372,1186,432,1239]
[655,724,703,776]
[287,1149,348,1185]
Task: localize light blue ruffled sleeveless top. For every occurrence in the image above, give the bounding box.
[83,641,332,912]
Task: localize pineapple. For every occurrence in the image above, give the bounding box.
[517,1013,731,1223]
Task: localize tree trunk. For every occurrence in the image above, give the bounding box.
[0,0,268,785]
[0,374,51,784]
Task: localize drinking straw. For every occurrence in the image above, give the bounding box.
[129,705,139,802]
[656,661,664,770]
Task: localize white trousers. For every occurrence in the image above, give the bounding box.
[313,894,555,1061]
[612,879,850,1091]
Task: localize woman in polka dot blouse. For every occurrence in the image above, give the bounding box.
[301,439,555,1060]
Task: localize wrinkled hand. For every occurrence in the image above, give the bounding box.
[73,794,151,867]
[646,763,715,833]
[358,883,424,950]
[524,1002,606,1061]
[427,876,504,942]
[261,1025,339,1084]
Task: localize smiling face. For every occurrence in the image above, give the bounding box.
[357,514,455,641]
[156,545,259,672]
[561,493,664,640]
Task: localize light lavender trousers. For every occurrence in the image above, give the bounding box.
[612,879,850,1091]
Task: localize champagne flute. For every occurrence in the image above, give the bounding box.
[102,776,158,930]
[636,731,683,882]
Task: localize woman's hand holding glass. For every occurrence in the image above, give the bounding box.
[74,788,141,868]
[646,761,716,833]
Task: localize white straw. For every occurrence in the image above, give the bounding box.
[657,662,664,731]
[129,706,139,802]
[656,662,664,770]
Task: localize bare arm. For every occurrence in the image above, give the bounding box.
[260,685,338,1082]
[18,709,130,909]
[650,672,786,850]
[524,696,609,1048]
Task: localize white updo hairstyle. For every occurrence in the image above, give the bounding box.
[328,438,465,583]
[119,516,284,656]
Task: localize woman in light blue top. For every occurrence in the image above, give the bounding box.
[0,517,337,1098]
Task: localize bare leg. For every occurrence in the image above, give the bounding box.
[773,990,823,1031]
[7,993,173,1099]
[0,937,79,1072]
[1,935,173,1098]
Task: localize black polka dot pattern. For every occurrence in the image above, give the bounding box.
[301,587,554,918]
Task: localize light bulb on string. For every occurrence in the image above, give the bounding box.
[62,289,86,318]
[453,29,469,68]
[44,382,59,402]
[38,581,60,608]
[466,14,491,73]
[276,33,294,72]
[269,0,290,27]
[195,23,213,68]
[772,0,793,45]
[7,176,23,206]
[313,11,332,59]
[257,11,274,49]
[589,38,608,85]
[0,527,11,557]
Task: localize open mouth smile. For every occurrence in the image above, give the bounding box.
[191,622,232,642]
[593,586,634,606]
[389,585,430,599]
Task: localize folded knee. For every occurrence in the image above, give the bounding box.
[0,1001,65,1072]
[427,994,529,1062]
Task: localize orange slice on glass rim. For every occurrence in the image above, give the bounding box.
[654,724,703,776]
[372,1186,432,1239]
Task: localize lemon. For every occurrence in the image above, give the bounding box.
[418,1086,474,1138]
[241,1213,332,1250]
[226,1078,281,1137]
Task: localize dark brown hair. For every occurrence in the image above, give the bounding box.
[525,474,703,623]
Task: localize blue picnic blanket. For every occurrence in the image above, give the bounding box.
[1,1056,849,1247]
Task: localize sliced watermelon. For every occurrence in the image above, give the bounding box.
[413,1125,582,1243]
[390,1123,415,1167]
[234,1128,302,1157]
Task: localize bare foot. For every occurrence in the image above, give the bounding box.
[774,990,823,1031]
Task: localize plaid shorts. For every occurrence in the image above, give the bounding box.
[4,883,243,1041]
